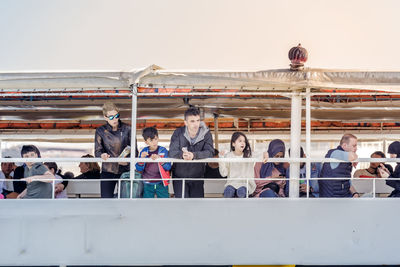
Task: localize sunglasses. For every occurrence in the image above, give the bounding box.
[106,113,120,120]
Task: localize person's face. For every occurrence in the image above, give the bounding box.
[145,136,159,151]
[232,135,246,153]
[184,115,201,136]
[79,162,89,173]
[105,110,120,129]
[370,154,383,169]
[390,153,397,158]
[22,151,38,168]
[1,162,14,176]
[342,138,357,153]
[273,151,284,166]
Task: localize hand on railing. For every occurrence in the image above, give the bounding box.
[262,152,269,163]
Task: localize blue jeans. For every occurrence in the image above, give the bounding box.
[224,185,247,198]
[259,189,278,198]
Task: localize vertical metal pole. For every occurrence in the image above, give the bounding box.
[373,178,376,198]
[289,91,301,198]
[214,114,219,150]
[130,84,137,199]
[52,179,55,199]
[182,179,185,198]
[0,139,2,158]
[306,88,311,198]
[246,178,249,198]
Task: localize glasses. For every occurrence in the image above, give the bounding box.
[106,113,120,120]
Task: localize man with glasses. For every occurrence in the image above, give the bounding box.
[95,102,131,198]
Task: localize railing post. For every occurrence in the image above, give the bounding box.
[246,178,249,198]
[52,179,55,199]
[182,179,185,198]
[373,178,376,198]
[289,90,301,198]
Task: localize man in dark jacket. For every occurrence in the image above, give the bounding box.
[169,107,214,198]
[319,133,359,198]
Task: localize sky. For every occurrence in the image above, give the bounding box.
[0,0,400,71]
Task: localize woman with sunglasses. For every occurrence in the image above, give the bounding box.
[95,102,131,198]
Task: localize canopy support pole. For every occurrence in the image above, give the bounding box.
[306,88,311,198]
[289,91,301,198]
[129,84,138,198]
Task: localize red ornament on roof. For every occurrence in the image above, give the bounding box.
[289,43,308,71]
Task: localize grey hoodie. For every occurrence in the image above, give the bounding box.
[169,122,214,178]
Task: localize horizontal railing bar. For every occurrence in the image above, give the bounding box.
[1,157,399,163]
[0,177,397,182]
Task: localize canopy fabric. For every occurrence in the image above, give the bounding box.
[1,66,400,91]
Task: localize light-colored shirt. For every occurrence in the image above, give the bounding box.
[219,152,256,194]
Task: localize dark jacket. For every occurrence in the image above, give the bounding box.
[95,121,131,174]
[319,146,352,198]
[12,166,27,194]
[75,170,101,180]
[169,122,214,178]
[387,164,400,197]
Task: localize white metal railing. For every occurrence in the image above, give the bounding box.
[0,177,397,199]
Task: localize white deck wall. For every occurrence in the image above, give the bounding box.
[1,199,399,266]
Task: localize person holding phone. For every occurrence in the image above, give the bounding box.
[169,107,214,198]
[253,139,288,198]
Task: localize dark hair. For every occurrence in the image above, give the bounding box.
[213,149,219,157]
[288,147,305,158]
[20,145,41,158]
[142,127,158,141]
[230,131,251,158]
[184,107,200,120]
[81,154,100,173]
[44,162,58,172]
[371,151,385,158]
[63,171,75,179]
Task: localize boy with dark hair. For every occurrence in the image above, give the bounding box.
[136,127,171,198]
[17,145,55,199]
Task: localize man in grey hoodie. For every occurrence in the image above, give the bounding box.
[169,107,214,198]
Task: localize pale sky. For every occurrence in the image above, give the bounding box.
[1,0,400,71]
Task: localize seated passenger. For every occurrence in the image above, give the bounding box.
[17,145,55,199]
[219,132,267,198]
[44,162,68,199]
[378,141,400,197]
[285,147,321,198]
[204,149,226,179]
[254,139,287,198]
[136,127,171,198]
[0,157,18,198]
[354,151,393,178]
[319,133,359,198]
[75,154,101,180]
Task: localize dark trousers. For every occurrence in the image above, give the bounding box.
[173,179,204,198]
[100,172,121,198]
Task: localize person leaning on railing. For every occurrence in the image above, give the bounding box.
[17,145,55,199]
[95,102,131,198]
[319,133,360,198]
[378,141,400,197]
[168,107,214,198]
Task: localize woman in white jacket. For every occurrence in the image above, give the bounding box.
[219,132,267,198]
